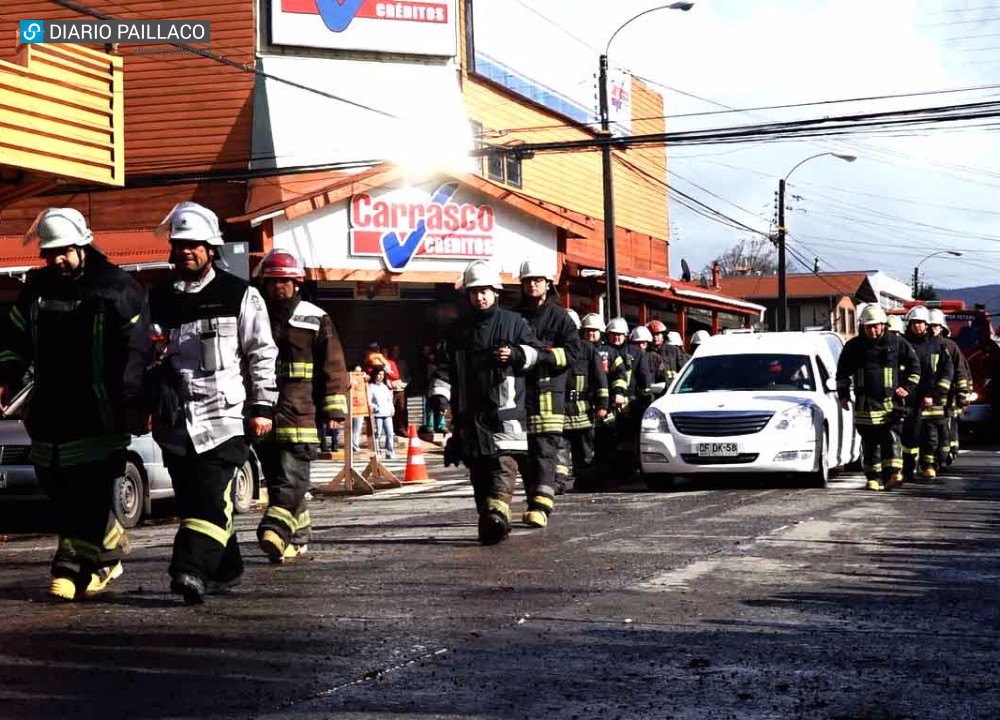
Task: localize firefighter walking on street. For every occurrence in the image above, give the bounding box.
[928,308,971,467]
[254,250,348,564]
[0,208,151,600]
[836,305,920,491]
[148,202,278,604]
[515,260,580,525]
[562,309,609,493]
[434,261,548,545]
[901,306,953,482]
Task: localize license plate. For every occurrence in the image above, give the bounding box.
[697,442,739,457]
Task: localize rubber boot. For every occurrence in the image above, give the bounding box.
[477,498,511,546]
[522,495,554,528]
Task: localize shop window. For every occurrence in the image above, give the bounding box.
[505,153,522,187]
[487,148,505,182]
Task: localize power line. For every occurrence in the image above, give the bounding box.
[51,0,402,119]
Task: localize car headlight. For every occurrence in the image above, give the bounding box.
[774,404,813,433]
[641,406,670,433]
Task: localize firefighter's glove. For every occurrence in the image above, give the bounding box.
[444,436,464,468]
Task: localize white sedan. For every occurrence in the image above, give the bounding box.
[639,331,861,490]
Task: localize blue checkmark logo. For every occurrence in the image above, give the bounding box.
[315,0,366,32]
[380,183,459,272]
[20,20,45,44]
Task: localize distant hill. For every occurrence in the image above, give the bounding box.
[937,284,1000,315]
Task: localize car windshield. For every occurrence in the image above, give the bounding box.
[674,353,815,393]
[946,312,986,351]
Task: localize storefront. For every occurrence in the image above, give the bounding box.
[234,165,590,389]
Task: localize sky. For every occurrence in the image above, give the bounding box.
[472,0,1000,294]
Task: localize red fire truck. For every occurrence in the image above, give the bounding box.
[889,300,1000,437]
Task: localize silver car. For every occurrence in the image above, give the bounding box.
[0,384,262,528]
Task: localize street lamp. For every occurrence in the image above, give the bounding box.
[776,152,857,331]
[600,1,693,320]
[912,250,962,297]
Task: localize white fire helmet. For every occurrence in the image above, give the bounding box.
[928,308,947,327]
[886,315,904,334]
[157,201,223,246]
[605,317,629,335]
[691,330,711,346]
[905,305,930,324]
[27,208,93,250]
[565,309,581,329]
[666,331,683,347]
[518,258,554,282]
[629,326,653,343]
[859,304,888,326]
[460,260,503,291]
[581,313,606,332]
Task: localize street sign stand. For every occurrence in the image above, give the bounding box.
[319,371,399,495]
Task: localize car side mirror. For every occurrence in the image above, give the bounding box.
[824,378,837,393]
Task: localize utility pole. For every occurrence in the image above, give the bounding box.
[598,53,620,320]
[776,178,787,331]
[912,265,920,298]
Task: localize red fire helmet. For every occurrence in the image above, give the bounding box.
[646,319,667,334]
[258,250,305,281]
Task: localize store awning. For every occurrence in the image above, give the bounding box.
[575,267,765,317]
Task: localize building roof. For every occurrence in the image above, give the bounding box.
[0,229,168,271]
[720,272,876,301]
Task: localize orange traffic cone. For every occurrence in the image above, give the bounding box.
[403,424,435,484]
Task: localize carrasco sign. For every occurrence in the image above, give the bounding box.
[349,182,497,272]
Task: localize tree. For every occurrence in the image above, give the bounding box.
[703,237,778,278]
[914,284,939,301]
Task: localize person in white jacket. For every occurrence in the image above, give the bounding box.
[367,367,396,459]
[148,202,278,605]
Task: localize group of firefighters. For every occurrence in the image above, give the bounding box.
[6,200,955,598]
[433,259,708,545]
[836,303,970,492]
[0,203,348,604]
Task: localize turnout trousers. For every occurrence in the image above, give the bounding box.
[855,424,901,483]
[467,434,559,516]
[163,436,249,585]
[256,442,313,547]
[564,426,596,488]
[36,452,128,593]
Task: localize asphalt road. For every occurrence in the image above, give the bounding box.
[1,446,998,720]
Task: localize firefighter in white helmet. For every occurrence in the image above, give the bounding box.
[147,202,278,603]
[433,261,551,545]
[0,208,152,600]
[928,308,970,467]
[837,304,921,491]
[253,250,349,565]
[690,330,711,354]
[902,305,953,482]
[563,310,609,492]
[513,259,580,514]
[663,330,690,379]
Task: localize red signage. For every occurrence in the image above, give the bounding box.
[349,185,497,268]
[281,0,449,26]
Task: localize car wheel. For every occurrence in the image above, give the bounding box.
[644,474,676,492]
[113,461,145,529]
[808,431,829,489]
[232,460,256,514]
